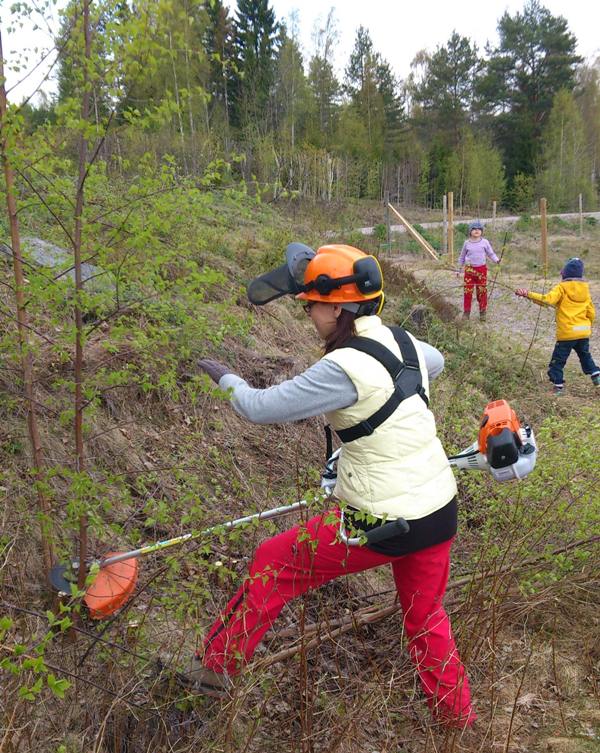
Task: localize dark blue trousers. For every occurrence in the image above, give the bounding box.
[548,338,599,385]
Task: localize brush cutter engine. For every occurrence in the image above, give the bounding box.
[447,400,537,482]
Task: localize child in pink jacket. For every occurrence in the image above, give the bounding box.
[457,220,500,320]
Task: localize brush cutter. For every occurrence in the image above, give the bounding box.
[50,400,536,620]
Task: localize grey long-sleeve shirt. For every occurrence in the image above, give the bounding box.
[218,337,444,424]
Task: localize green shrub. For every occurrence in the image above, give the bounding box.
[373,223,387,243]
[516,214,533,231]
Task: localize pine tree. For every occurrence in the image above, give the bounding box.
[344,27,401,159]
[477,0,581,182]
[411,31,480,146]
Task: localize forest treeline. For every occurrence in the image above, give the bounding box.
[15,0,600,211]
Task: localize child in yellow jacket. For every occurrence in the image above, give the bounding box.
[516,258,599,395]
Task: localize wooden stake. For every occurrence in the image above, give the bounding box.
[448,191,454,265]
[385,192,390,254]
[442,194,448,255]
[387,203,439,261]
[492,200,497,233]
[579,193,583,237]
[540,197,548,276]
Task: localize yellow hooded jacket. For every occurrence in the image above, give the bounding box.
[527,281,595,341]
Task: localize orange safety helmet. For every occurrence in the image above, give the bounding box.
[295,245,383,304]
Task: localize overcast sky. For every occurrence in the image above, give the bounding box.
[259,0,600,76]
[3,0,600,103]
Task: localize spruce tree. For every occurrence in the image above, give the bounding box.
[233,0,279,130]
[205,0,236,131]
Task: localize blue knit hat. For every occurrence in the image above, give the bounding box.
[561,257,584,279]
[468,220,484,234]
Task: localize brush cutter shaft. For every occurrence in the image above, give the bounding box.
[100,501,309,568]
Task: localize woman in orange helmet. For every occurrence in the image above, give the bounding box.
[194,243,475,728]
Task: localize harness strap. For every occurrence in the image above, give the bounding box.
[325,424,334,461]
[334,327,428,445]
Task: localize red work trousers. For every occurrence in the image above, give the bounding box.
[463,264,488,314]
[202,511,474,721]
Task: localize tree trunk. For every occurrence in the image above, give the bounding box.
[0,31,54,580]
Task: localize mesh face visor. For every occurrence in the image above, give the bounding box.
[247,243,315,305]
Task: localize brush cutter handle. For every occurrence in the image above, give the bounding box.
[99,501,309,568]
[362,517,410,544]
[339,510,410,547]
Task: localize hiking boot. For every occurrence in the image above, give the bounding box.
[185,654,233,699]
[479,311,486,321]
[592,373,600,387]
[552,384,565,396]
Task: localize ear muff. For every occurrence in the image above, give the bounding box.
[353,256,382,295]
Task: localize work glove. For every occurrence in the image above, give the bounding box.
[515,288,529,297]
[197,358,232,384]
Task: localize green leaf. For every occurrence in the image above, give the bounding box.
[47,673,71,699]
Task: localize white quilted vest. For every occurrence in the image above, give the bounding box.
[323,316,457,520]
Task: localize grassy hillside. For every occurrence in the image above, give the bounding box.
[1,195,599,753]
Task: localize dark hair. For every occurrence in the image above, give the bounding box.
[324,309,357,354]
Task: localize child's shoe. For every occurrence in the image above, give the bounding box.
[552,383,565,396]
[462,312,470,320]
[479,311,487,321]
[592,372,600,387]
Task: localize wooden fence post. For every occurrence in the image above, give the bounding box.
[448,191,454,265]
[385,192,390,254]
[579,193,583,237]
[540,197,548,276]
[442,194,448,255]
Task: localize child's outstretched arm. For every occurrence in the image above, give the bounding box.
[515,284,563,307]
